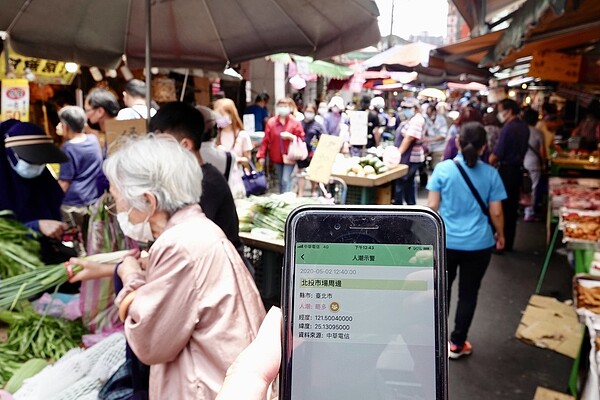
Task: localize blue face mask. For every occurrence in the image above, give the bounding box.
[10,157,46,179]
[403,108,415,119]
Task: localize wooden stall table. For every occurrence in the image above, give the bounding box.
[551,157,600,176]
[239,232,284,307]
[332,164,408,205]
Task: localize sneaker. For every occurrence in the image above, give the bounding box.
[448,341,472,359]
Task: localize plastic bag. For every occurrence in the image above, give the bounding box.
[286,136,308,161]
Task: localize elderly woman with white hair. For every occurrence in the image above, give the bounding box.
[75,134,265,399]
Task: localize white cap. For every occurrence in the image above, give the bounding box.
[400,97,420,108]
[328,96,345,110]
[370,96,385,109]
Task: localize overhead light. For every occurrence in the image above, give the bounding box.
[521,83,528,89]
[525,96,531,104]
[89,66,103,82]
[105,69,117,78]
[515,56,533,63]
[508,90,516,98]
[64,62,79,73]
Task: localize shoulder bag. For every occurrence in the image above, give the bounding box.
[242,160,268,196]
[453,160,495,232]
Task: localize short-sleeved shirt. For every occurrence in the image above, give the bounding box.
[426,114,449,153]
[493,118,530,166]
[116,105,157,120]
[524,126,544,171]
[219,130,253,159]
[426,154,507,251]
[398,113,426,163]
[59,134,103,206]
[243,105,269,132]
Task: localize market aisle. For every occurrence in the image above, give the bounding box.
[416,186,576,399]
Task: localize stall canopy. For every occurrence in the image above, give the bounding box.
[433,0,600,79]
[267,53,354,80]
[452,0,525,35]
[0,0,381,70]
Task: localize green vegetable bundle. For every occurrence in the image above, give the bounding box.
[247,195,323,238]
[0,211,43,278]
[0,302,84,387]
[0,250,131,310]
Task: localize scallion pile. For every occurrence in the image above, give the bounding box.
[0,250,131,310]
[0,211,43,278]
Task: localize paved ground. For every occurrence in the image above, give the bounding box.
[416,186,576,399]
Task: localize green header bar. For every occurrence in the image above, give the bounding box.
[295,243,433,267]
[299,278,427,291]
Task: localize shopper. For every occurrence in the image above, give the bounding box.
[489,99,530,252]
[522,108,546,222]
[0,120,70,263]
[442,105,483,161]
[394,97,425,205]
[149,101,249,271]
[423,102,449,169]
[243,92,270,132]
[296,103,325,196]
[427,122,506,359]
[57,106,104,255]
[116,79,157,120]
[81,135,265,399]
[214,98,253,163]
[84,88,120,134]
[257,97,305,193]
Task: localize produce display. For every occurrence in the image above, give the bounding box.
[0,302,85,388]
[345,154,389,177]
[0,211,43,278]
[237,194,326,239]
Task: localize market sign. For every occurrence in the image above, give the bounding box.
[529,51,582,83]
[1,79,30,122]
[0,50,77,85]
[308,134,344,184]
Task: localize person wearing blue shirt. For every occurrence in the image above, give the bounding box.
[427,122,506,360]
[243,93,270,132]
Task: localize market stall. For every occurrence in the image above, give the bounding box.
[332,164,408,205]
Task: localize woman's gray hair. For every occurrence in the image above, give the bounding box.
[58,106,87,132]
[103,134,203,214]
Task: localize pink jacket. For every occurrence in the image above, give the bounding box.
[115,204,265,399]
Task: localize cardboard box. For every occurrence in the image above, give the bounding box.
[515,295,583,359]
[533,387,574,400]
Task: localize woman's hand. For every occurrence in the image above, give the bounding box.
[69,249,140,283]
[38,219,68,240]
[280,131,295,140]
[495,233,505,251]
[118,255,143,282]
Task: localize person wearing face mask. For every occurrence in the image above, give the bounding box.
[488,99,530,252]
[257,97,305,193]
[71,135,265,399]
[296,103,326,196]
[0,120,71,263]
[393,97,426,205]
[213,98,253,164]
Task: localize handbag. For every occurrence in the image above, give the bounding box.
[453,160,495,232]
[242,161,268,196]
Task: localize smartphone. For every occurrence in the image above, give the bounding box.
[281,205,447,400]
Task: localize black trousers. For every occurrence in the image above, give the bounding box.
[447,247,492,346]
[498,164,522,251]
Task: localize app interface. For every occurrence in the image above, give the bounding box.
[291,242,436,400]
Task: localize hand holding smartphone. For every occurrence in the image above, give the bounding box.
[280,205,448,400]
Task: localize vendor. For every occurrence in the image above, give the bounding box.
[0,119,70,263]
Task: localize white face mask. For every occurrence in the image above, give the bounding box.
[497,111,507,124]
[304,112,315,121]
[117,208,154,242]
[276,106,290,117]
[216,114,232,128]
[403,108,415,119]
[10,158,46,179]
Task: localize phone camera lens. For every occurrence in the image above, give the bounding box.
[334,223,341,230]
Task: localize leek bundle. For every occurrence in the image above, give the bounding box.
[0,250,131,310]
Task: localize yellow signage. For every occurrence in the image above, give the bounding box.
[0,49,77,85]
[529,51,582,83]
[1,79,30,122]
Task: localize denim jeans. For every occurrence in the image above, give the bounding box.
[274,163,295,193]
[394,162,422,205]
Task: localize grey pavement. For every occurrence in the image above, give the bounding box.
[416,185,575,399]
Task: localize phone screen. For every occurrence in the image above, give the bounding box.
[282,207,446,400]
